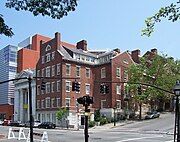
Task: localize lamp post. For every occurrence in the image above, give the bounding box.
[113,107,116,126]
[173,80,180,142]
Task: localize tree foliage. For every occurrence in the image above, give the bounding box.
[142,1,180,36]
[128,54,180,105]
[0,0,78,37]
[0,14,14,37]
[56,107,68,121]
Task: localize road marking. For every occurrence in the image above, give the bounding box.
[165,140,173,142]
[116,135,163,142]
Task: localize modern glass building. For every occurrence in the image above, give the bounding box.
[0,45,18,105]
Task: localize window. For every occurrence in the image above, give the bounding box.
[46,66,51,77]
[66,81,71,92]
[37,85,41,95]
[51,51,55,60]
[46,45,51,51]
[52,65,55,76]
[116,85,121,95]
[57,98,60,107]
[101,67,106,78]
[124,70,128,81]
[57,63,61,75]
[51,98,55,108]
[42,56,45,64]
[66,64,71,75]
[123,59,129,64]
[57,80,60,92]
[116,100,121,109]
[65,98,70,107]
[51,82,55,92]
[37,70,40,77]
[41,68,44,77]
[76,66,81,77]
[101,100,106,108]
[46,97,50,108]
[116,67,121,78]
[86,68,90,78]
[41,99,45,109]
[46,53,51,62]
[46,82,51,93]
[85,84,90,94]
[37,100,40,109]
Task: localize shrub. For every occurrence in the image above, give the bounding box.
[100,117,108,125]
[89,121,95,127]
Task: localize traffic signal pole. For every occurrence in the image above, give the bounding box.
[28,76,34,142]
[84,105,89,142]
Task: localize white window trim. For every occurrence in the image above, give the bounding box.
[46,97,50,108]
[57,63,61,75]
[46,82,51,94]
[56,98,60,108]
[116,85,121,95]
[65,98,70,107]
[116,67,121,78]
[76,65,81,77]
[51,82,55,93]
[52,65,55,77]
[66,80,71,92]
[101,67,106,78]
[66,63,71,76]
[46,66,51,77]
[101,100,106,109]
[57,80,60,92]
[45,45,51,51]
[86,68,90,78]
[85,83,90,94]
[46,53,51,63]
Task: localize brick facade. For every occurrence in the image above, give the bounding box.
[36,32,135,124]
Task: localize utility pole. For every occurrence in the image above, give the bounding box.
[84,105,89,142]
[28,76,33,142]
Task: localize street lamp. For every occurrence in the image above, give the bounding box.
[173,80,180,142]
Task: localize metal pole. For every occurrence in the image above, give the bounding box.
[176,96,180,141]
[114,108,116,126]
[28,76,33,142]
[139,103,142,120]
[84,105,89,142]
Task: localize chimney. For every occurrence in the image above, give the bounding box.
[151,48,157,54]
[76,40,87,51]
[55,32,61,47]
[131,49,140,63]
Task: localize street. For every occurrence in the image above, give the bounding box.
[0,112,175,142]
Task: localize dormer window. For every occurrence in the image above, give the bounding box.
[46,45,51,51]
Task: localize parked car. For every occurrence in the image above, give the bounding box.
[0,120,3,125]
[38,122,56,129]
[145,111,160,119]
[8,121,23,127]
[2,119,11,126]
[24,120,41,128]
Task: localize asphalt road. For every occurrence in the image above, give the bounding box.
[0,112,175,142]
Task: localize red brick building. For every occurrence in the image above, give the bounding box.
[17,34,51,73]
[36,32,135,127]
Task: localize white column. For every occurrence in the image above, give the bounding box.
[19,89,24,122]
[14,89,19,121]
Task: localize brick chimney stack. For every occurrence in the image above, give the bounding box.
[131,49,140,63]
[76,40,87,51]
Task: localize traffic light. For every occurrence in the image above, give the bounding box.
[41,81,46,90]
[100,84,109,94]
[137,85,142,95]
[77,95,94,106]
[72,81,80,92]
[105,85,109,93]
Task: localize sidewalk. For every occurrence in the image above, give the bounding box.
[90,120,135,131]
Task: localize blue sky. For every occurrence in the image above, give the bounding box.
[0,0,179,59]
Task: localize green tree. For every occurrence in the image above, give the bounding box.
[142,1,180,36]
[56,107,68,122]
[128,54,180,112]
[0,0,78,37]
